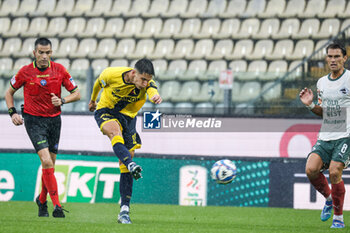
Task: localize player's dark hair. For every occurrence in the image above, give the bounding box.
[326,43,347,56]
[34,38,52,50]
[134,58,155,76]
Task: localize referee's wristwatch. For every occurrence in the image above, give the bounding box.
[61,98,66,106]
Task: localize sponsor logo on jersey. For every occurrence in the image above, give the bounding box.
[37,74,49,78]
[112,92,140,103]
[339,87,349,95]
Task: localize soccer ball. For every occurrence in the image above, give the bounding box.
[210,159,237,184]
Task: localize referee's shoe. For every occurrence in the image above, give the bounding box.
[53,205,68,218]
[36,195,49,217]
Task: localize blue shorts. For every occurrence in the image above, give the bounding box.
[94,108,141,150]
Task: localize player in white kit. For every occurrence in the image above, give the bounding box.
[299,43,349,229]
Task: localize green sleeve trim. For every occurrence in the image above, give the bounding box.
[69,86,78,93]
[10,83,17,90]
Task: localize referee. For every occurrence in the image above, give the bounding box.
[5,38,80,218]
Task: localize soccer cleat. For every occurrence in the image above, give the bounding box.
[320,201,332,221]
[118,211,132,224]
[330,219,345,228]
[127,162,142,180]
[52,205,68,218]
[35,195,49,217]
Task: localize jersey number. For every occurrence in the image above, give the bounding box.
[341,143,348,153]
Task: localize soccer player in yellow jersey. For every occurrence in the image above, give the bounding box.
[88,58,162,224]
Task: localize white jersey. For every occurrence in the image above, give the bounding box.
[317,69,350,141]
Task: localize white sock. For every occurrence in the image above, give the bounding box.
[333,215,343,222]
[120,205,129,213]
[326,194,332,202]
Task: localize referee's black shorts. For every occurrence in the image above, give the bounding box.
[23,113,61,154]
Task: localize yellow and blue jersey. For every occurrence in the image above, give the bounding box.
[91,67,158,118]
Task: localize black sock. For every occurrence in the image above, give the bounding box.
[120,173,133,207]
[112,142,132,167]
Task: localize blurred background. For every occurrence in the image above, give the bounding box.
[0,0,349,117]
[1,0,350,209]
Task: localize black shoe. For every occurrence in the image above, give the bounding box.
[52,205,68,218]
[35,195,49,217]
[127,162,142,180]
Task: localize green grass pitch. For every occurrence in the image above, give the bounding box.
[0,201,348,233]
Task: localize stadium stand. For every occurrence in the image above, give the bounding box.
[3,17,29,38]
[13,0,38,17]
[0,0,349,115]
[39,17,67,37]
[206,39,234,60]
[0,0,20,16]
[29,0,56,17]
[47,0,75,17]
[298,0,325,18]
[21,17,49,38]
[180,59,207,81]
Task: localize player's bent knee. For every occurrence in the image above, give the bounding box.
[305,166,319,178]
[329,171,342,184]
[101,121,123,139]
[111,135,124,146]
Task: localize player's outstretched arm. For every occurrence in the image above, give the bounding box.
[299,87,323,117]
[151,94,162,104]
[88,100,97,112]
[5,87,23,126]
[88,78,102,112]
